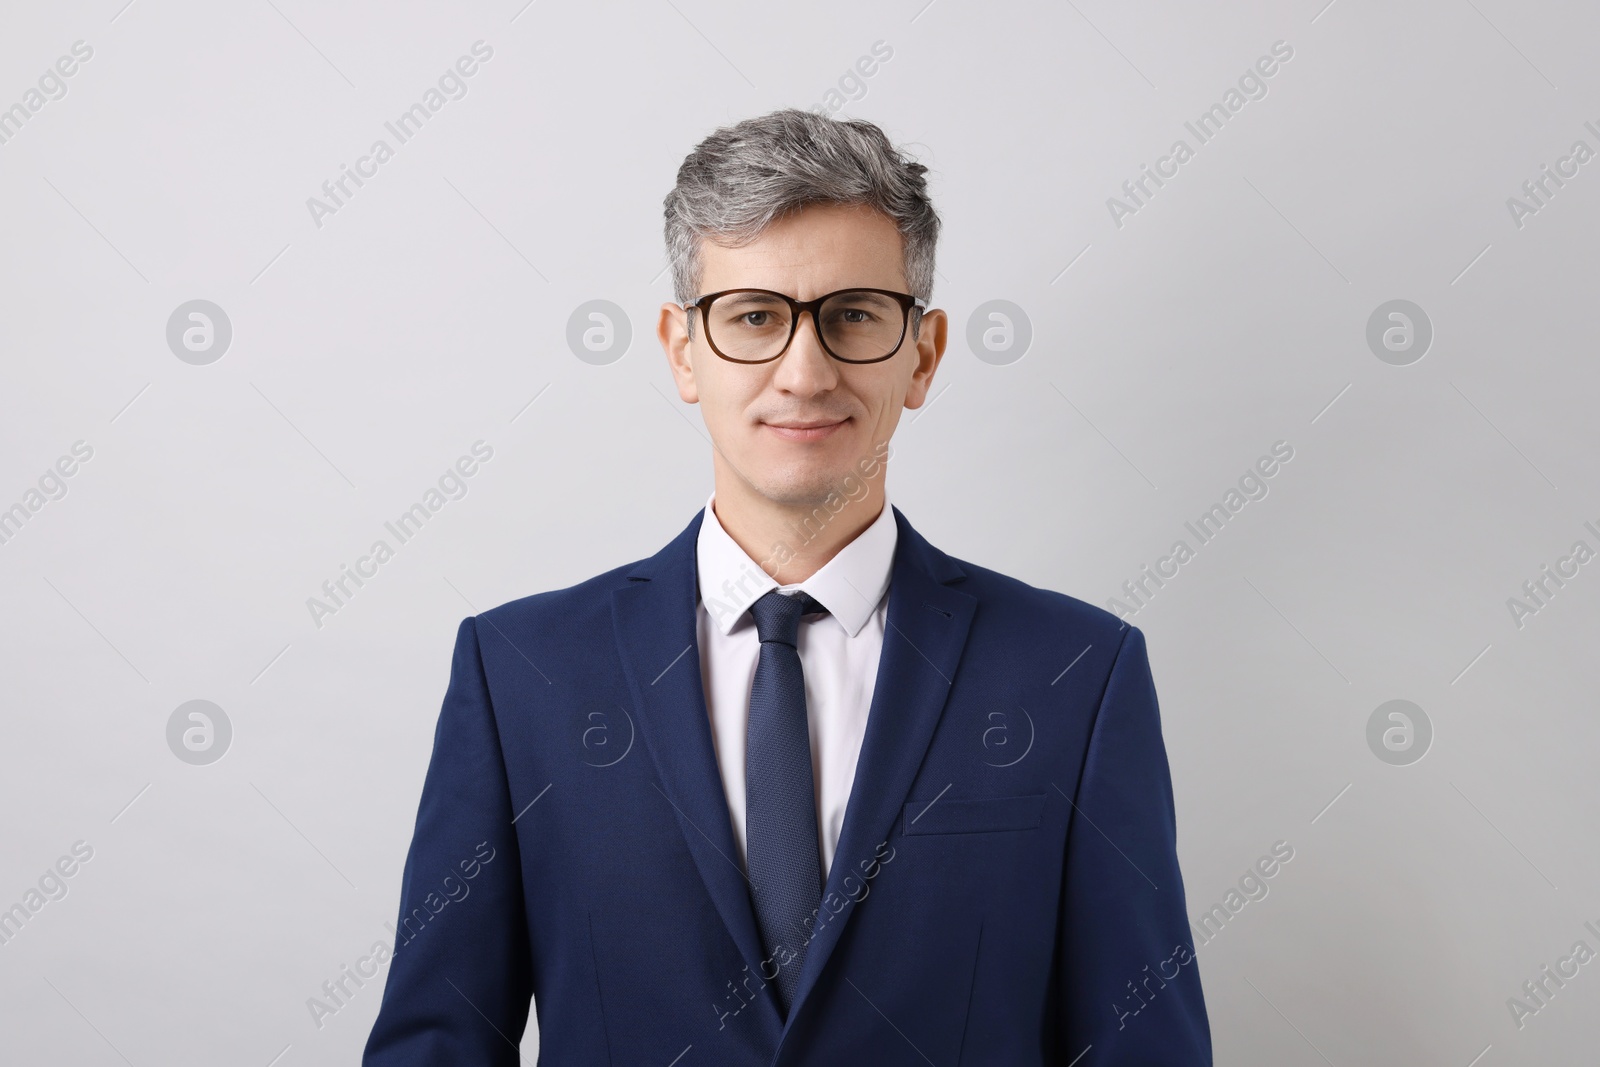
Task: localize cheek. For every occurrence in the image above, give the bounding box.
[862,375,909,413]
[694,369,762,428]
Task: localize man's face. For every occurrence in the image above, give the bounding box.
[658,202,947,509]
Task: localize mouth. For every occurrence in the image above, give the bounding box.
[762,417,849,442]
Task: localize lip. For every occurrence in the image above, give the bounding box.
[763,418,848,442]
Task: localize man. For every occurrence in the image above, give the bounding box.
[364,109,1212,1065]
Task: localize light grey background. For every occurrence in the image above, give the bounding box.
[2,0,1597,1064]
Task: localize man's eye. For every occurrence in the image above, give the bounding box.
[741,311,772,326]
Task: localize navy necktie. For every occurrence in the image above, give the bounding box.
[744,589,827,1016]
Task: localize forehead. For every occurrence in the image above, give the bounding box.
[697,202,907,299]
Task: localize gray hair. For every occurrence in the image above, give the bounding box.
[663,109,940,319]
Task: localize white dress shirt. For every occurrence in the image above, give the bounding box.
[695,489,897,881]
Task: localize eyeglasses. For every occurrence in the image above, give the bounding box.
[684,287,926,365]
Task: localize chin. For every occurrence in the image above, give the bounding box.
[752,466,853,509]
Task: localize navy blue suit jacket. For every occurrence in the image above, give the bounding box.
[364,506,1212,1065]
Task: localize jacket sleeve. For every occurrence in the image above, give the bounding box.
[1055,623,1212,1065]
[364,617,534,1065]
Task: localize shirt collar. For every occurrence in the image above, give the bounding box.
[696,488,897,639]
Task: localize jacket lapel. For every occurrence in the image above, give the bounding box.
[780,506,977,1037]
[611,504,978,1048]
[611,508,785,1039]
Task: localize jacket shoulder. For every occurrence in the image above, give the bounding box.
[458,559,653,687]
[948,554,1135,647]
[474,557,643,633]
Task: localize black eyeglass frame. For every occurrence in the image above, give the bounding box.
[683,287,928,365]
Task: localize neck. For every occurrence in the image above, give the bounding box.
[710,469,887,586]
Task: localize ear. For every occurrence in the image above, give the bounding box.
[903,307,948,410]
[658,302,699,404]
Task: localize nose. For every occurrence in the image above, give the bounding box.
[771,310,841,396]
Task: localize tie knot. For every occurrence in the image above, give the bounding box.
[748,590,827,647]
